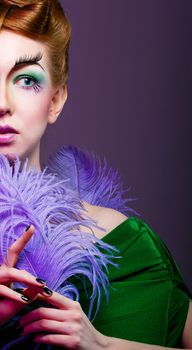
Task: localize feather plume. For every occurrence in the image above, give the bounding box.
[46,144,139,216]
[0,154,118,322]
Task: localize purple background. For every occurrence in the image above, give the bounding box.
[41,0,192,289]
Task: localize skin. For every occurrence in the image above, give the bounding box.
[0,29,67,170]
[0,225,46,327]
[0,29,191,349]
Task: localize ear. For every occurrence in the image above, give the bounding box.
[48,84,68,124]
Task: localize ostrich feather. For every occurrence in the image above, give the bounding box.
[0,153,118,322]
[46,144,139,216]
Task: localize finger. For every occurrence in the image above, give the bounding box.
[22,319,78,336]
[34,334,80,348]
[0,285,45,326]
[22,284,45,302]
[0,284,45,305]
[39,289,79,311]
[0,285,31,303]
[6,225,35,267]
[0,265,46,287]
[20,308,78,327]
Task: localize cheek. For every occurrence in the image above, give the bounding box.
[11,89,52,123]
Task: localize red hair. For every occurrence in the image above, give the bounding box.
[0,0,71,86]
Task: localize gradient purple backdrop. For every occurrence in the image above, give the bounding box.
[41,0,192,289]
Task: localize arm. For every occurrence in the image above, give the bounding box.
[19,293,192,350]
[104,339,192,350]
[105,302,192,350]
[104,301,192,350]
[182,300,192,349]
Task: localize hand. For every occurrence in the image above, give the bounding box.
[0,225,46,326]
[19,290,108,350]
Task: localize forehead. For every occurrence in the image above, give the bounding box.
[0,29,49,71]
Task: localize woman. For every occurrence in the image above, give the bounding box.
[0,0,191,349]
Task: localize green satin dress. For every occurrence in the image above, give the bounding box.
[79,216,192,348]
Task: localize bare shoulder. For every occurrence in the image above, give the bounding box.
[81,201,128,239]
[182,299,192,348]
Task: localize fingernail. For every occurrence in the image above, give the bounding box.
[36,278,46,284]
[43,287,53,296]
[25,225,31,231]
[21,295,30,302]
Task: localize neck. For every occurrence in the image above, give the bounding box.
[26,144,41,171]
[6,144,42,171]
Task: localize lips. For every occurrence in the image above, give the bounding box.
[0,125,19,145]
[0,125,19,134]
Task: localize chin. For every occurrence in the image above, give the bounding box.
[0,149,26,163]
[0,152,17,160]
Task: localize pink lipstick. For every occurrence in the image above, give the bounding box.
[0,125,19,145]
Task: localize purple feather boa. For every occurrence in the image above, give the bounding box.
[0,144,137,349]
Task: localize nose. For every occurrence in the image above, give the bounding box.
[0,82,13,117]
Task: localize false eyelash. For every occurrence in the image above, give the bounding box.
[32,83,42,93]
[22,78,42,93]
[15,52,43,66]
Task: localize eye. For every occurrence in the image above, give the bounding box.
[21,77,34,87]
[13,75,42,93]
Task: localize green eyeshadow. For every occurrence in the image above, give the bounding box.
[13,71,46,84]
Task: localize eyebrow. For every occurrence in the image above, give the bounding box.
[13,52,45,71]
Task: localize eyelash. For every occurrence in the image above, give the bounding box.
[14,75,42,93]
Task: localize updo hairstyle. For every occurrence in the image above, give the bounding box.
[0,0,71,87]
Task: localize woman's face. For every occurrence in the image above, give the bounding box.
[0,29,66,169]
